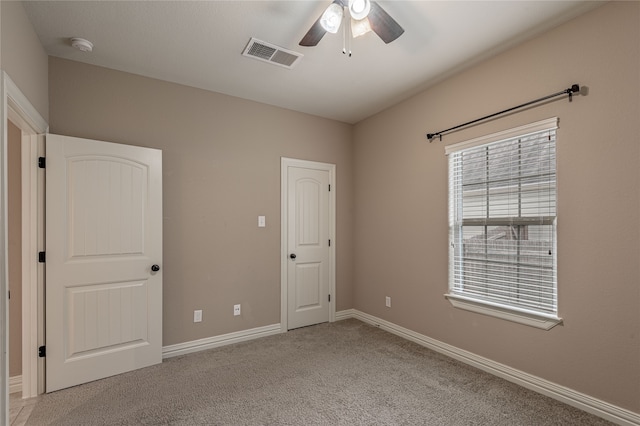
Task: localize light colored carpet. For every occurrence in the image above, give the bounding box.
[26,319,612,425]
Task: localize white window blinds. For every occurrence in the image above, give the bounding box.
[448,118,558,317]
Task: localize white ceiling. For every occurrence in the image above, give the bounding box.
[22,1,602,124]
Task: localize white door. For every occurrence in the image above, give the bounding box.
[283,159,334,330]
[45,134,162,392]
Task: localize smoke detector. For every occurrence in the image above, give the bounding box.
[70,37,93,52]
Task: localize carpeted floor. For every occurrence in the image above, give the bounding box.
[26,319,613,425]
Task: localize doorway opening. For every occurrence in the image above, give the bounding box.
[1,71,48,423]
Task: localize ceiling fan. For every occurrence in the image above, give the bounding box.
[299,0,404,47]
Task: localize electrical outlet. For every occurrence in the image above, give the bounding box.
[194,310,202,323]
[234,304,241,316]
[385,296,391,308]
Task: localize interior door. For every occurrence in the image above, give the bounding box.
[45,134,162,392]
[287,165,330,330]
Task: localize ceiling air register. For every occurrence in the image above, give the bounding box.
[242,38,303,69]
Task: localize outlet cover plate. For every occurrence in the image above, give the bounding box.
[234,304,241,316]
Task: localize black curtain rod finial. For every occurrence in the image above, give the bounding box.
[568,84,580,102]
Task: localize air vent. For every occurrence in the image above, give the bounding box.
[242,38,303,69]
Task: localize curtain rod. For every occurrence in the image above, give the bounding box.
[426,84,581,142]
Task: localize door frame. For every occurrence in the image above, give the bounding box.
[1,71,48,423]
[280,157,336,332]
[18,113,45,399]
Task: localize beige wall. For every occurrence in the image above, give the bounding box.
[48,57,354,345]
[8,120,21,378]
[353,1,639,413]
[0,1,49,121]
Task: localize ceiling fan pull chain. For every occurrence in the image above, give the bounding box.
[347,14,352,57]
[342,9,347,55]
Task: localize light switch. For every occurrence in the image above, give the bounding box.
[258,215,266,228]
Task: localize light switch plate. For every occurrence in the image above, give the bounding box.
[194,310,202,322]
[258,215,266,228]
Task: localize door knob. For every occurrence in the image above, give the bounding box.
[289,254,296,260]
[151,264,160,272]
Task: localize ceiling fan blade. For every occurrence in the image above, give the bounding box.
[368,1,404,44]
[299,17,327,46]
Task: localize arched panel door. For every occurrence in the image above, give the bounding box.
[45,134,162,392]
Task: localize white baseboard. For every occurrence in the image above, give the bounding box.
[162,323,282,359]
[335,309,640,426]
[9,375,22,394]
[335,308,356,321]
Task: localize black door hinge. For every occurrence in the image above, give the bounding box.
[328,184,331,192]
[328,239,331,247]
[38,346,46,358]
[328,294,331,302]
[38,157,46,168]
[38,251,46,263]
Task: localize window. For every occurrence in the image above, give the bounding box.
[445,118,562,329]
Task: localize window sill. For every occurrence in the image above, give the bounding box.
[444,294,563,330]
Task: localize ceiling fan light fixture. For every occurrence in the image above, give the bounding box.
[320,3,344,34]
[348,0,371,20]
[351,17,372,38]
